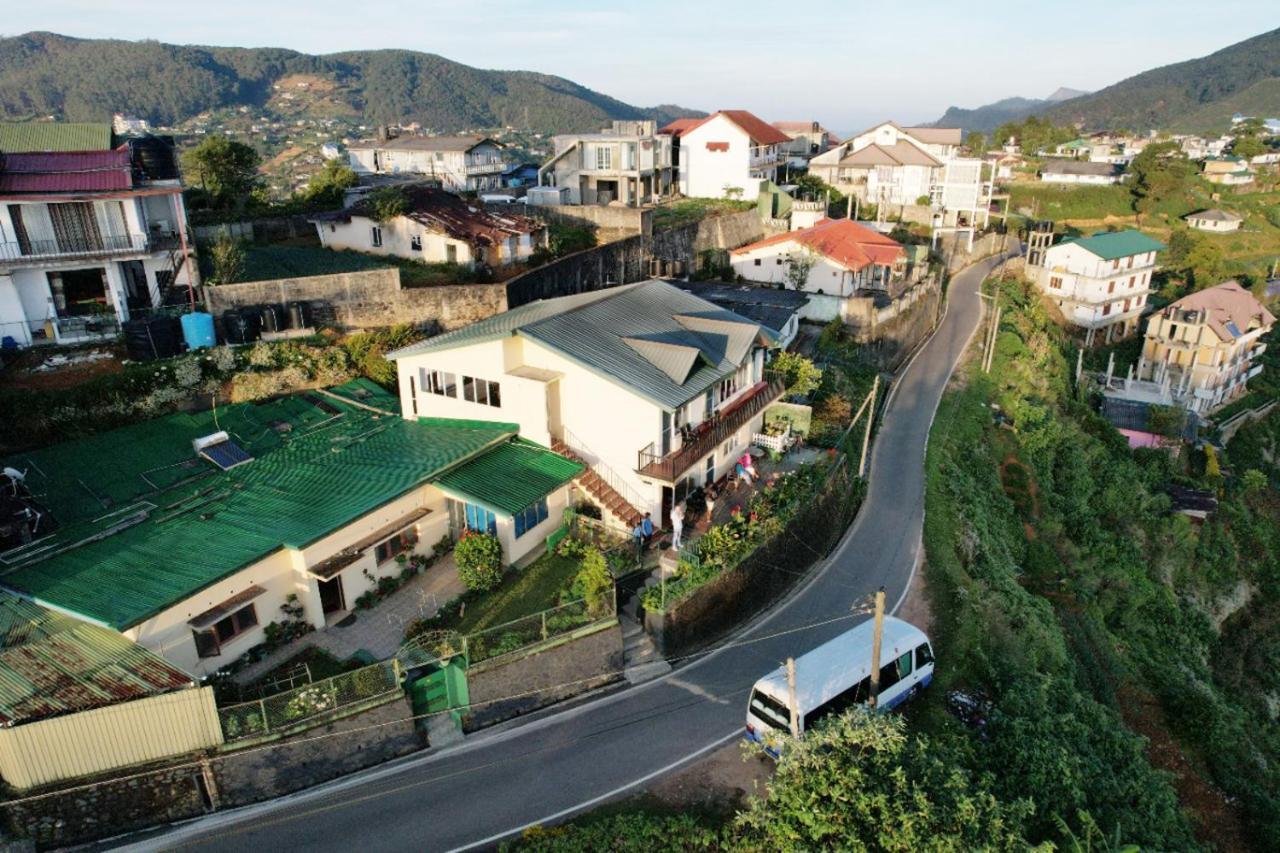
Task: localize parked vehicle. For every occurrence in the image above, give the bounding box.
[745,616,934,755]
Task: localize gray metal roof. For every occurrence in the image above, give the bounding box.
[389,280,778,410]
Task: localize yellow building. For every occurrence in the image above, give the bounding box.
[1138,280,1274,414]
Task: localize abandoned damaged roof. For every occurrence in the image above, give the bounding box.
[0,380,521,630]
[321,185,541,247]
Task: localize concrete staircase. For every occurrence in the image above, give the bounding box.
[551,438,644,529]
[619,565,671,685]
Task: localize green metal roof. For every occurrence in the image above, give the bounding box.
[0,122,113,153]
[0,593,194,726]
[1062,230,1166,261]
[434,438,583,516]
[390,280,779,411]
[0,381,527,630]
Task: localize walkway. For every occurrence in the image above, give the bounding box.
[119,246,1016,853]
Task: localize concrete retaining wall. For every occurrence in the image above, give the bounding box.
[464,623,624,731]
[193,215,319,246]
[531,205,652,243]
[847,277,943,370]
[205,268,508,332]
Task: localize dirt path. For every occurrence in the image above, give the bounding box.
[645,741,774,813]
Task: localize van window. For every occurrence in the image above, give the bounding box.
[804,675,871,731]
[749,689,791,731]
[915,643,934,669]
[878,651,912,691]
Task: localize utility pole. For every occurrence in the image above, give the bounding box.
[868,587,886,710]
[859,375,879,478]
[984,305,1002,372]
[846,194,853,219]
[786,657,800,737]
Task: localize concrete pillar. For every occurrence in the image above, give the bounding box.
[103,262,129,323]
[297,575,327,631]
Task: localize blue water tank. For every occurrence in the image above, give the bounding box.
[180,311,216,350]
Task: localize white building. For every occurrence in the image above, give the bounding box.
[0,135,195,348]
[660,111,789,200]
[538,120,673,206]
[1034,230,1165,345]
[389,280,785,529]
[1184,209,1243,233]
[729,218,908,321]
[807,122,991,227]
[313,186,544,270]
[771,121,835,166]
[1038,159,1123,184]
[347,135,508,193]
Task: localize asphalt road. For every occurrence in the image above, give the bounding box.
[126,247,1011,853]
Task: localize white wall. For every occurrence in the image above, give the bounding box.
[0,274,31,346]
[317,216,477,267]
[681,115,762,200]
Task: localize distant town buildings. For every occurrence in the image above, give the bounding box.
[1038,158,1123,185]
[348,134,508,193]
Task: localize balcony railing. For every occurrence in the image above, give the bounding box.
[636,375,787,482]
[0,233,154,263]
[466,160,507,175]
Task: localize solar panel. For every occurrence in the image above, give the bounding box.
[1225,322,1242,339]
[200,441,254,471]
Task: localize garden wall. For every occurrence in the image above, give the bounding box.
[941,231,1008,272]
[0,696,421,849]
[463,622,624,731]
[193,215,319,246]
[205,268,508,332]
[846,276,943,370]
[531,205,652,243]
[645,463,863,658]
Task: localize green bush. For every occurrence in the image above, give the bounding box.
[455,532,504,592]
[566,547,612,617]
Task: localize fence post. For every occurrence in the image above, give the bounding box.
[259,698,269,733]
[329,678,339,710]
[541,610,548,640]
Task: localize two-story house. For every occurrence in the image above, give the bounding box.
[538,120,673,206]
[772,121,835,167]
[0,131,194,348]
[347,135,508,193]
[1034,230,1165,345]
[388,280,784,529]
[312,185,545,270]
[729,218,908,321]
[1202,156,1255,186]
[1137,280,1274,414]
[807,122,990,227]
[659,111,789,200]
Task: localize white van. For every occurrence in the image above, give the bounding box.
[745,616,934,754]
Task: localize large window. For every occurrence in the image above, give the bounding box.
[193,604,258,658]
[461,375,501,407]
[375,527,418,564]
[595,145,612,170]
[423,369,458,398]
[463,502,497,536]
[514,497,550,538]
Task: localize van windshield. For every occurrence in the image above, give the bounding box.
[749,689,790,731]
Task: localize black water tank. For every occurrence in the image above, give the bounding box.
[259,304,283,334]
[286,301,309,330]
[123,316,181,361]
[223,308,261,345]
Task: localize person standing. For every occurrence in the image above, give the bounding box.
[704,487,717,525]
[641,512,655,549]
[632,518,646,562]
[670,502,685,550]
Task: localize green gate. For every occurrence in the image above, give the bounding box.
[408,656,469,730]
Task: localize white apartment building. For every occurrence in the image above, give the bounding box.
[1034,230,1165,345]
[660,111,789,200]
[347,135,508,193]
[0,137,194,348]
[808,122,990,227]
[389,280,785,529]
[539,120,673,206]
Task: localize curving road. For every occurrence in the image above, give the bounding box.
[126,247,1012,853]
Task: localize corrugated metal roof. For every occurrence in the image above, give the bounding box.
[0,123,113,153]
[0,593,193,726]
[0,170,132,194]
[0,148,134,194]
[390,281,779,411]
[434,439,582,516]
[1065,230,1166,260]
[0,381,522,630]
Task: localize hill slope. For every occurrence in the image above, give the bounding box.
[0,32,699,134]
[932,95,1067,135]
[1042,27,1280,132]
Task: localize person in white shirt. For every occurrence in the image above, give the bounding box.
[670,502,685,550]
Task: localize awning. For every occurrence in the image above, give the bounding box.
[305,506,433,580]
[188,585,267,630]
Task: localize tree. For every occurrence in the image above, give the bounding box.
[1164,227,1195,269]
[1184,238,1224,288]
[771,351,822,398]
[454,531,504,591]
[568,547,613,617]
[732,711,1033,851]
[208,232,246,285]
[1127,141,1193,216]
[181,135,261,212]
[299,159,358,208]
[366,186,409,223]
[783,249,816,291]
[1233,135,1266,160]
[966,131,988,155]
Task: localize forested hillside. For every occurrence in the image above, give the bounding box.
[0,32,698,133]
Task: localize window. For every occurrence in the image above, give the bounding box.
[804,676,872,731]
[595,146,612,170]
[424,369,458,398]
[749,689,792,731]
[486,380,501,407]
[463,375,477,403]
[371,226,383,247]
[776,258,783,265]
[460,375,501,407]
[754,258,761,266]
[1127,256,1134,269]
[446,244,458,264]
[193,603,258,658]
[375,528,418,563]
[1129,276,1136,288]
[878,651,912,692]
[514,497,549,538]
[1111,259,1119,270]
[1107,280,1115,294]
[1102,302,1112,316]
[409,376,418,415]
[411,234,422,251]
[915,643,934,669]
[463,502,497,536]
[1049,276,1063,290]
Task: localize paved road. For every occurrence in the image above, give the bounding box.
[128,248,1011,853]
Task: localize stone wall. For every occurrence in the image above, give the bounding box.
[650,209,767,271]
[193,215,319,246]
[941,231,1008,272]
[505,237,647,308]
[464,623,624,731]
[205,268,508,333]
[1,697,421,849]
[846,277,943,370]
[530,205,652,243]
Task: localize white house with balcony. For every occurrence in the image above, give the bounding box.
[660,111,789,200]
[347,135,508,193]
[1034,230,1165,345]
[538,120,673,206]
[808,122,990,227]
[0,139,194,348]
[312,185,545,270]
[388,280,784,530]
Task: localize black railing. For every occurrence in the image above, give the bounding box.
[0,232,157,262]
[637,374,787,482]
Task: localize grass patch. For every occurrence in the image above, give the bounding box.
[446,551,582,634]
[1006,183,1135,221]
[652,198,755,230]
[240,647,362,698]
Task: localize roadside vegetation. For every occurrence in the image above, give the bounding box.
[651,198,756,230]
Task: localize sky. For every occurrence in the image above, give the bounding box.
[4,1,1274,133]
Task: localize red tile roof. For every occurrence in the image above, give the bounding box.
[662,111,789,146]
[732,218,904,271]
[0,148,133,194]
[658,118,702,137]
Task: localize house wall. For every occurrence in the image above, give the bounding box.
[680,116,764,200]
[0,688,223,791]
[1188,217,1240,232]
[1036,242,1157,332]
[1040,172,1121,185]
[1140,313,1267,409]
[316,216,478,267]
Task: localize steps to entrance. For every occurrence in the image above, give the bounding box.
[621,615,670,684]
[551,438,644,529]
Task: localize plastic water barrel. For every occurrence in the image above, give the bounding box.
[286,301,309,330]
[180,311,216,350]
[259,304,283,334]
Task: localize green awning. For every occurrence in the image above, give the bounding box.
[434,439,583,516]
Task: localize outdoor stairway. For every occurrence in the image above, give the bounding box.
[551,438,644,528]
[619,567,671,685]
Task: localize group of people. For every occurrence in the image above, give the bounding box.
[630,450,762,561]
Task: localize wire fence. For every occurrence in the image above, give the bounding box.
[462,594,615,666]
[218,659,401,741]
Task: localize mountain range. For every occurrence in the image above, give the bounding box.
[0,32,700,134]
[934,27,1280,135]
